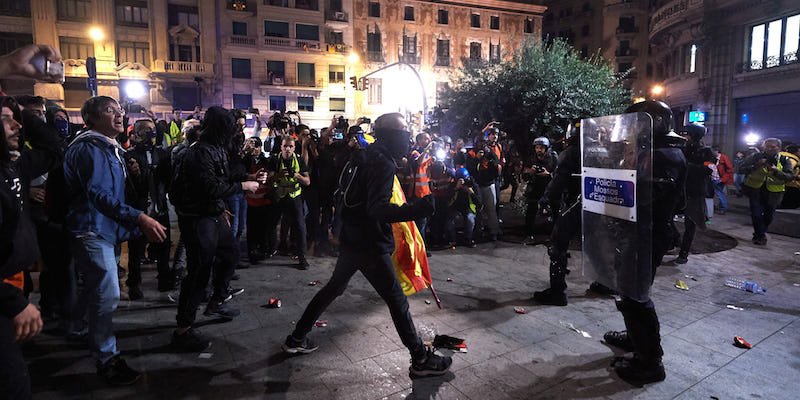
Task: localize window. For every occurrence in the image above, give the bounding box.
[265,21,289,37]
[438,10,448,25]
[328,31,344,45]
[233,21,248,36]
[298,96,314,111]
[115,0,148,27]
[748,13,800,70]
[0,0,30,17]
[59,36,94,60]
[298,62,315,86]
[436,81,447,103]
[582,25,590,37]
[618,62,632,74]
[0,33,33,56]
[688,44,697,73]
[403,35,416,55]
[470,42,481,60]
[168,5,199,28]
[269,95,286,112]
[296,24,319,41]
[267,60,285,84]
[368,78,382,104]
[329,64,344,83]
[524,18,533,34]
[231,58,252,79]
[57,0,91,21]
[367,31,382,61]
[436,39,449,66]
[490,16,499,30]
[117,41,150,68]
[172,86,199,111]
[404,6,414,21]
[490,43,500,62]
[330,0,342,12]
[368,1,380,17]
[265,0,288,6]
[177,45,194,62]
[471,13,480,28]
[329,97,345,112]
[232,94,252,110]
[295,0,318,11]
[618,16,635,32]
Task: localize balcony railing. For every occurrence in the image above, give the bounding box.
[229,35,257,46]
[153,60,214,76]
[399,53,419,64]
[616,27,640,35]
[227,0,256,12]
[325,10,348,23]
[736,53,800,73]
[264,37,321,50]
[615,48,639,57]
[367,51,384,62]
[0,0,31,17]
[435,56,450,67]
[262,75,324,88]
[325,43,350,53]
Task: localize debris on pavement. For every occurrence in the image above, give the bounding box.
[685,274,697,281]
[262,298,281,308]
[314,320,328,327]
[198,353,213,359]
[733,336,752,349]
[446,278,454,282]
[425,300,431,305]
[675,280,690,291]
[433,334,467,353]
[560,321,592,338]
[308,280,321,286]
[514,306,527,314]
[726,305,744,311]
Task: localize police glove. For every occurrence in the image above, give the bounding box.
[417,194,436,218]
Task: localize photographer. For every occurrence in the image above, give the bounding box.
[521,137,557,244]
[446,168,482,248]
[740,138,795,245]
[467,137,501,241]
[243,137,277,263]
[409,133,434,249]
[269,136,311,269]
[265,112,293,154]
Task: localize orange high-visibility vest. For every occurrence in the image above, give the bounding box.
[414,154,434,198]
[3,271,24,290]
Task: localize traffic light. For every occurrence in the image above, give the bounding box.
[350,76,358,89]
[86,57,98,96]
[362,77,369,91]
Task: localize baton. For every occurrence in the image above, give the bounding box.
[561,195,582,217]
[429,285,443,309]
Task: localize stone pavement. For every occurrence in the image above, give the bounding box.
[25,199,800,399]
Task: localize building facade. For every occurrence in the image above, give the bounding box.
[649,0,800,152]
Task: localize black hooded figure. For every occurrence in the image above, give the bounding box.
[604,101,687,385]
[281,112,454,377]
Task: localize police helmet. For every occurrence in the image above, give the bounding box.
[678,123,707,142]
[625,100,674,136]
[455,167,470,180]
[533,136,550,148]
[565,121,581,140]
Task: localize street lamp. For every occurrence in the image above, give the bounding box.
[88,27,104,42]
[651,85,664,96]
[123,81,146,100]
[348,52,359,64]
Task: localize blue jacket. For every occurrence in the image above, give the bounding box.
[64,131,142,244]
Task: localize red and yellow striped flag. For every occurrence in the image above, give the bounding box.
[390,176,432,296]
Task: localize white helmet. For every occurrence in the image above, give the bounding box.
[533,136,550,148]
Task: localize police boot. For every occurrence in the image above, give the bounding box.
[674,251,688,264]
[614,298,665,385]
[533,257,568,306]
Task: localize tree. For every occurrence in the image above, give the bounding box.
[440,38,631,152]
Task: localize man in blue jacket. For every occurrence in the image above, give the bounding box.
[64,96,166,386]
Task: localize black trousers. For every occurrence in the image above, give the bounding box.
[127,213,172,289]
[176,215,237,328]
[0,315,31,400]
[547,204,581,292]
[278,195,307,256]
[616,297,663,361]
[291,248,426,360]
[304,187,320,245]
[36,222,72,317]
[678,217,697,257]
[246,204,280,254]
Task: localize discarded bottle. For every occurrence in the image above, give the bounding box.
[724,277,766,294]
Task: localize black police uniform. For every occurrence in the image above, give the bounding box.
[523,151,558,237]
[677,140,714,262]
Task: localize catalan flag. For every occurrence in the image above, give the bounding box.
[389,176,432,296]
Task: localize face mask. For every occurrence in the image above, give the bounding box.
[375,128,411,159]
[54,118,69,137]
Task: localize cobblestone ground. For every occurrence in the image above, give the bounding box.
[26,197,800,399]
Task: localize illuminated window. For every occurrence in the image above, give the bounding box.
[748,13,800,71]
[689,44,697,73]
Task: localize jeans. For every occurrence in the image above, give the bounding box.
[176,215,237,328]
[713,180,727,212]
[733,174,746,193]
[746,186,784,239]
[225,192,247,239]
[70,235,121,364]
[446,210,476,243]
[291,248,425,360]
[477,184,500,235]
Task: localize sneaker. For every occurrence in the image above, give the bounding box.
[588,281,617,296]
[282,335,319,354]
[603,330,634,352]
[533,287,567,306]
[752,236,767,245]
[203,302,240,319]
[674,254,688,264]
[222,287,245,303]
[128,286,143,301]
[298,256,310,270]
[171,328,211,353]
[409,347,452,377]
[523,236,536,246]
[97,356,141,386]
[614,356,666,385]
[467,240,477,248]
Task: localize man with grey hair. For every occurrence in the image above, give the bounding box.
[283,113,452,377]
[739,137,795,244]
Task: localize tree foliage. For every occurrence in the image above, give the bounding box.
[440,38,631,150]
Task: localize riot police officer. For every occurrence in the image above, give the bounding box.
[604,101,687,385]
[522,136,558,244]
[675,123,714,264]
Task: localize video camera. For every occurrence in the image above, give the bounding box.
[334,115,349,130]
[756,152,778,166]
[267,111,297,131]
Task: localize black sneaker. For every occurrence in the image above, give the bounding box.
[603,330,634,352]
[410,347,452,377]
[128,286,143,301]
[97,355,141,386]
[588,281,618,296]
[467,240,477,248]
[614,356,666,385]
[282,335,319,354]
[222,287,245,303]
[674,254,688,264]
[203,302,240,319]
[298,256,310,270]
[533,287,567,306]
[171,328,212,353]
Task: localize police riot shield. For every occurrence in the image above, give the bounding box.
[581,112,654,302]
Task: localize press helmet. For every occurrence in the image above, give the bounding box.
[455,167,470,180]
[678,123,707,142]
[533,136,550,148]
[625,100,674,136]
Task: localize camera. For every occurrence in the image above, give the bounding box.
[359,117,371,125]
[267,111,291,130]
[335,116,349,130]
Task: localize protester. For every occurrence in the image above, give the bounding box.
[732,150,747,196]
[712,145,733,215]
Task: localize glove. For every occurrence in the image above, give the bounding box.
[417,194,435,218]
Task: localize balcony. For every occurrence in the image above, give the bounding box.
[605,0,646,13]
[325,10,348,27]
[227,0,256,13]
[616,27,639,37]
[325,43,350,54]
[0,1,31,17]
[399,53,419,64]
[259,75,325,89]
[615,48,639,57]
[152,60,215,77]
[229,35,257,46]
[435,57,450,67]
[263,37,321,50]
[367,51,384,63]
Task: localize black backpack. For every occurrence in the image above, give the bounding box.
[333,150,367,209]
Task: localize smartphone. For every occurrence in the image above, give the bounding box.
[30,54,65,84]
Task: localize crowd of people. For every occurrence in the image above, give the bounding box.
[2,44,800,398]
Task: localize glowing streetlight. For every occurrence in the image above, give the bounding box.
[651,85,664,96]
[124,81,146,100]
[88,27,105,41]
[744,132,760,146]
[348,52,359,64]
[633,96,646,104]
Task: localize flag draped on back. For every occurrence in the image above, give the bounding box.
[390,176,432,295]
